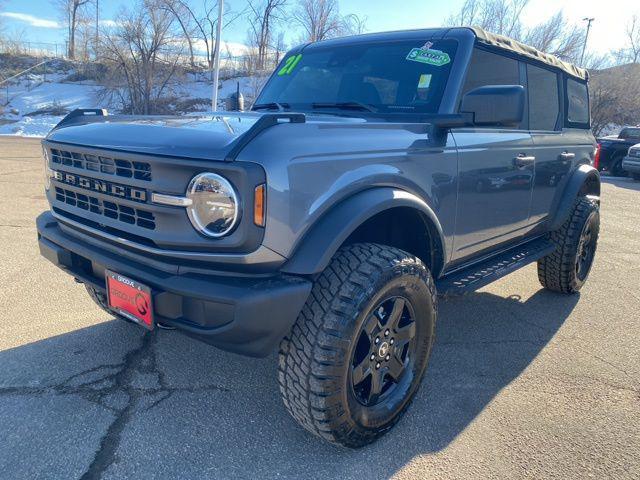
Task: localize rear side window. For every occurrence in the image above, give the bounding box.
[527,64,560,131]
[566,78,590,126]
[619,127,640,140]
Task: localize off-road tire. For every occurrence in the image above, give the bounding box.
[538,197,600,293]
[632,173,640,181]
[609,156,627,177]
[278,243,437,448]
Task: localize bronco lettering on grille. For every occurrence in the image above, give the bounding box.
[53,171,147,202]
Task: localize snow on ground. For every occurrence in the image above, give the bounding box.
[0,72,261,137]
[0,78,100,137]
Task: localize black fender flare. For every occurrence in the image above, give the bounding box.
[281,188,446,276]
[548,164,600,231]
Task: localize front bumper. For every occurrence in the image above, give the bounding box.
[622,156,640,174]
[37,211,312,357]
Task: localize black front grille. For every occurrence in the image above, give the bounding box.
[55,187,155,230]
[50,148,152,181]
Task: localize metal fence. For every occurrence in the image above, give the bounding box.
[0,39,282,72]
[0,40,68,59]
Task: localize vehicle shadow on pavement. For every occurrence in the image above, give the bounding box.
[0,288,579,479]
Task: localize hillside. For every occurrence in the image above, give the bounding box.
[0,56,261,137]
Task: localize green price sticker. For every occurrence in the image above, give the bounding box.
[406,48,451,67]
[278,54,303,76]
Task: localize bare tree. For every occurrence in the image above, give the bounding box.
[589,64,640,135]
[342,14,367,36]
[159,0,246,69]
[615,15,640,64]
[292,0,342,42]
[292,0,367,42]
[100,0,185,114]
[53,0,93,59]
[524,12,584,62]
[246,0,288,71]
[446,0,584,62]
[446,0,528,39]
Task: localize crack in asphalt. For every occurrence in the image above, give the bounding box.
[0,223,32,228]
[0,330,230,480]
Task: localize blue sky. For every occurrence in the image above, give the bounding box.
[1,0,638,55]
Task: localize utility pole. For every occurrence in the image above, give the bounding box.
[580,17,595,66]
[211,0,224,112]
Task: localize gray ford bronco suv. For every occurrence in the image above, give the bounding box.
[36,27,601,447]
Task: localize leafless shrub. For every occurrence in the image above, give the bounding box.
[98,0,187,114]
[245,74,269,106]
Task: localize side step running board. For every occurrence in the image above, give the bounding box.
[436,238,556,297]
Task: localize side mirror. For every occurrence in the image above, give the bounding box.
[460,85,525,127]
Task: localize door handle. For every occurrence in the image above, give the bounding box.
[513,154,535,168]
[559,151,575,161]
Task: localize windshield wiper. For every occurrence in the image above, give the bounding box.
[311,102,378,112]
[252,102,290,111]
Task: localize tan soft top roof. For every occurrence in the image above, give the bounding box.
[469,27,587,80]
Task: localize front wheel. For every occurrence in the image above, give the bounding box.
[538,198,600,293]
[278,243,436,448]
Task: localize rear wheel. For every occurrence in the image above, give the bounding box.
[609,157,627,177]
[538,198,599,293]
[278,243,436,448]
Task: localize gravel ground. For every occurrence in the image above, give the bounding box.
[0,136,638,480]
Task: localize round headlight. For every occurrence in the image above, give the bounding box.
[186,173,239,238]
[42,147,51,190]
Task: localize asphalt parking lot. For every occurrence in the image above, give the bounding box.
[0,135,638,479]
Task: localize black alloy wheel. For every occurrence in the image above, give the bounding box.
[350,296,418,407]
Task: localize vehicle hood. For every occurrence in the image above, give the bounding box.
[45,112,364,161]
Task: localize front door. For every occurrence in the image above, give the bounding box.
[451,129,534,261]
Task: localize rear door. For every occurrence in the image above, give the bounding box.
[526,63,573,225]
[451,48,534,262]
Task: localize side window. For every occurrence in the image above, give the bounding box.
[566,78,590,126]
[527,64,560,131]
[461,48,521,95]
[460,48,522,128]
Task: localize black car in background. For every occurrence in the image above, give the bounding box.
[596,126,640,176]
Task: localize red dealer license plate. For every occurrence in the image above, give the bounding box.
[106,270,154,330]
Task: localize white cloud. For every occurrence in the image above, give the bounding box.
[0,12,61,29]
[99,19,120,28]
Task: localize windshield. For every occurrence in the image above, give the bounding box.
[256,39,457,115]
